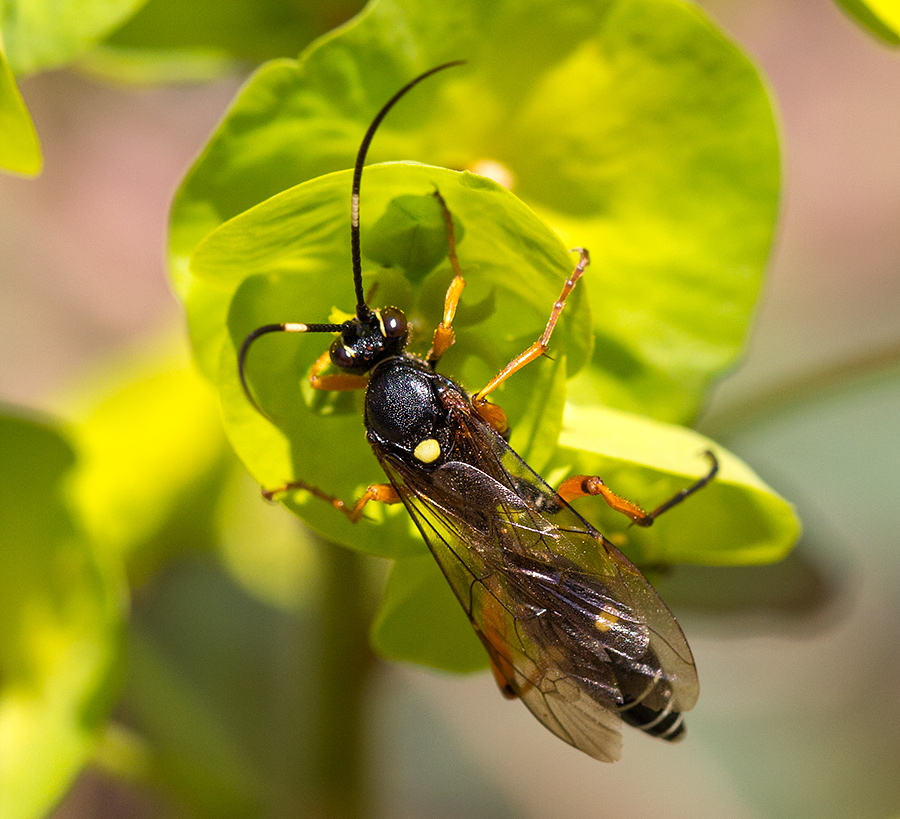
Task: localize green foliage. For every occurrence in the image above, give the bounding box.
[0,38,40,175]
[370,554,488,672]
[833,0,900,45]
[48,341,341,817]
[58,338,229,580]
[364,193,466,283]
[86,0,365,83]
[0,412,122,819]
[0,0,364,156]
[0,0,148,74]
[551,404,799,566]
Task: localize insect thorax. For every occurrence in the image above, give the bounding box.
[364,355,459,468]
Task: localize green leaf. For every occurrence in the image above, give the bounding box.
[123,557,339,818]
[370,555,487,672]
[84,0,365,83]
[833,0,900,45]
[364,193,466,284]
[193,164,590,558]
[169,0,779,423]
[0,410,122,819]
[53,335,229,580]
[0,0,149,74]
[215,467,323,612]
[125,627,264,817]
[0,39,41,176]
[550,403,800,567]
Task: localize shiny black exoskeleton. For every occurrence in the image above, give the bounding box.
[365,355,457,468]
[328,307,408,375]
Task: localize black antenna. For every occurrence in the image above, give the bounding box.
[238,321,341,414]
[350,60,466,319]
[239,61,465,415]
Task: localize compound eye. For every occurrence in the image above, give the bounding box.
[330,338,355,370]
[380,307,408,339]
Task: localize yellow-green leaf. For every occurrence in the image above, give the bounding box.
[550,403,800,567]
[834,0,900,45]
[0,411,122,819]
[0,41,41,176]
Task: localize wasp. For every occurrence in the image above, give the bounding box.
[238,62,718,762]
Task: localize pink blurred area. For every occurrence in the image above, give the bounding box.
[701,0,900,410]
[0,72,240,404]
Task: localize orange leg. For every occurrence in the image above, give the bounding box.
[264,478,400,523]
[473,247,590,404]
[557,451,719,527]
[309,348,368,391]
[427,189,467,368]
[557,475,655,527]
[474,400,510,438]
[422,189,511,437]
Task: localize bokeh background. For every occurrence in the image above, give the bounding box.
[2,0,899,816]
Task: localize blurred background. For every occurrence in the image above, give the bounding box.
[1,0,899,816]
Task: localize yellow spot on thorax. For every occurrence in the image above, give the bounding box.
[413,438,441,463]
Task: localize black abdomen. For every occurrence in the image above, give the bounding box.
[618,697,686,741]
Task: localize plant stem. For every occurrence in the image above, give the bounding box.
[307,539,375,819]
[91,721,156,788]
[700,341,900,438]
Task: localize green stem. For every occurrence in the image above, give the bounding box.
[90,721,156,788]
[307,539,376,819]
[700,341,900,438]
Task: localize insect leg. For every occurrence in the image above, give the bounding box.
[556,451,719,527]
[309,348,368,391]
[557,475,654,526]
[643,450,719,520]
[473,247,590,404]
[263,478,400,523]
[474,401,510,437]
[424,189,511,437]
[427,189,466,368]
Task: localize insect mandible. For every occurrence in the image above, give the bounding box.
[238,61,718,762]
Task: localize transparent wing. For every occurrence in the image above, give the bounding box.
[373,388,698,761]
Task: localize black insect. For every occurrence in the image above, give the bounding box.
[238,62,718,762]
